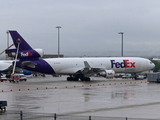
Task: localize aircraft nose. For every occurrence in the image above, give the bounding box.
[148,60,155,69]
[152,63,155,69]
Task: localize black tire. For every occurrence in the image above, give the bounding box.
[73,77,79,81]
[67,77,72,81]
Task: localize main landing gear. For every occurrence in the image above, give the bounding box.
[67,75,91,81]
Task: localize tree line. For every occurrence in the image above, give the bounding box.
[152,60,160,72]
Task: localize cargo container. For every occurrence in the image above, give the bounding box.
[147,72,160,83]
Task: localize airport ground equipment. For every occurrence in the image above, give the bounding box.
[147,72,160,83]
[0,75,7,82]
[122,74,133,79]
[0,44,13,55]
[8,74,20,83]
[8,74,27,83]
[0,101,7,112]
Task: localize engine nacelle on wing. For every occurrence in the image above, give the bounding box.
[6,48,44,59]
[99,70,115,78]
[23,69,32,75]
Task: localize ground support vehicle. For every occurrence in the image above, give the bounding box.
[0,101,7,112]
[8,74,20,83]
[8,74,27,83]
[0,76,7,82]
[18,74,27,81]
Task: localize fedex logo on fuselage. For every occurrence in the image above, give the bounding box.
[111,60,136,68]
[21,52,33,57]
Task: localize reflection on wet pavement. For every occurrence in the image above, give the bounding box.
[0,76,160,119]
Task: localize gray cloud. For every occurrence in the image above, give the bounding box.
[0,0,160,57]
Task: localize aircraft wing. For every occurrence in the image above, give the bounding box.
[0,61,13,73]
[76,61,105,77]
[2,65,13,72]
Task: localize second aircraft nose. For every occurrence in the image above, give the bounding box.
[151,63,155,69]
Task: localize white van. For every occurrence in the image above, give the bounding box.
[17,74,27,81]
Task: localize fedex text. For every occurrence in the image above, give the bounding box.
[21,52,33,57]
[111,60,135,68]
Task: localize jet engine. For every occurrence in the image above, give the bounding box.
[6,48,44,59]
[99,70,115,78]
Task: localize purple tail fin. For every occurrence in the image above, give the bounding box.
[9,31,33,50]
[5,30,43,59]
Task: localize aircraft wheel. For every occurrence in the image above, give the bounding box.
[73,77,79,81]
[80,77,90,81]
[80,78,84,81]
[67,77,71,81]
[81,80,84,82]
[85,77,90,81]
[67,77,73,81]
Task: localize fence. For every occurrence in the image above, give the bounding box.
[0,111,158,120]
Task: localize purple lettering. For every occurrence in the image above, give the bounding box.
[111,60,136,68]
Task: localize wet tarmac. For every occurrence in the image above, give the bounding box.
[0,75,160,119]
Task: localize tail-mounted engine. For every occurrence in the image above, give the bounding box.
[5,48,44,59]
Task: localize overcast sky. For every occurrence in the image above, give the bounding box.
[1,0,160,57]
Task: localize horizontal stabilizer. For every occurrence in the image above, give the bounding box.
[21,61,37,68]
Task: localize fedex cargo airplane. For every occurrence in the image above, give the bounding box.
[6,30,155,81]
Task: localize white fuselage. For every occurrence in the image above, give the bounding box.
[44,57,154,75]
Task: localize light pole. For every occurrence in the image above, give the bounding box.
[119,32,124,57]
[6,30,9,48]
[56,26,61,58]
